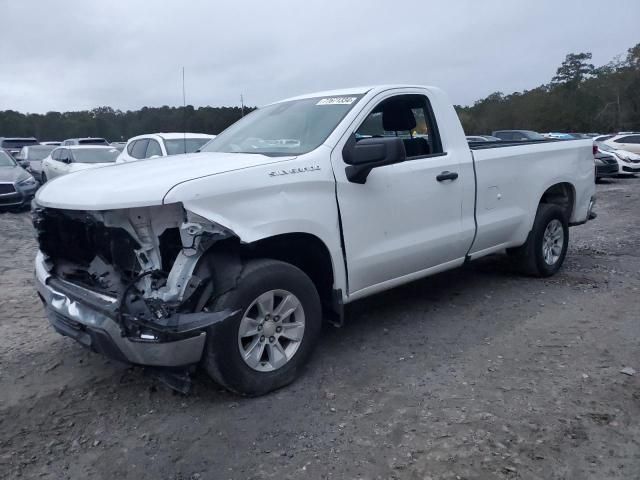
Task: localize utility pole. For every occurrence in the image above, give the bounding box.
[240,94,245,117]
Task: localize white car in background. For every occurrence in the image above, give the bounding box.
[41,145,120,182]
[116,133,215,163]
[596,142,640,176]
[602,133,640,155]
[61,137,110,146]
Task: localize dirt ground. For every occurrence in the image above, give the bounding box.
[1,178,639,480]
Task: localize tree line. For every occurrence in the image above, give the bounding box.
[0,105,254,142]
[457,43,640,135]
[0,42,639,141]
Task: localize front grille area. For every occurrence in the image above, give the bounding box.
[0,183,16,195]
[32,207,142,292]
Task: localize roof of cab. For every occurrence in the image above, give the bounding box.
[269,85,433,105]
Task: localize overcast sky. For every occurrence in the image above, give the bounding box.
[1,0,639,113]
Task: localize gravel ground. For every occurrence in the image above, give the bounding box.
[1,178,639,480]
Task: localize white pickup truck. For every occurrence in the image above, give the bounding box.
[34,85,596,395]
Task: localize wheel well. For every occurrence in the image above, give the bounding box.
[239,233,336,315]
[539,183,575,220]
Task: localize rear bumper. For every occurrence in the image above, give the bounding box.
[35,251,207,367]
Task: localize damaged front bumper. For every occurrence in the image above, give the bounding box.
[35,251,229,367]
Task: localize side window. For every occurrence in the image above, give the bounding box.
[355,94,442,158]
[127,140,137,155]
[51,149,61,161]
[146,139,162,158]
[130,139,149,159]
[58,149,69,162]
[616,135,640,144]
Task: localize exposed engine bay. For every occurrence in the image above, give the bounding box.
[33,203,239,341]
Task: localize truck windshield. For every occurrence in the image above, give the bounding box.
[202,95,363,156]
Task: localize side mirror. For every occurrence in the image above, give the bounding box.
[18,160,30,169]
[342,135,406,184]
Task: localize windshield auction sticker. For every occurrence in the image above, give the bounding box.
[316,97,357,105]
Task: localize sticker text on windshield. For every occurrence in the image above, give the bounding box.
[316,97,357,106]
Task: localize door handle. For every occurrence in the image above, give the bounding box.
[436,171,458,182]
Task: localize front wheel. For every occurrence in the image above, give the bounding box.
[510,204,569,277]
[203,259,322,396]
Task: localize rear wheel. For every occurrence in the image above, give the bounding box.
[511,204,569,277]
[203,259,322,396]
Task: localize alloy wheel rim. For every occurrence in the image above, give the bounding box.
[542,219,564,265]
[237,289,305,372]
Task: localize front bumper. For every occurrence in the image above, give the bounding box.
[0,185,37,209]
[596,164,618,177]
[35,251,207,367]
[621,164,640,174]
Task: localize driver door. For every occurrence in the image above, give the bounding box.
[331,91,471,298]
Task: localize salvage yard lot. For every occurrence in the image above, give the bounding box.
[1,180,639,479]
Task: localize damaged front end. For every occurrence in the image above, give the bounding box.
[33,202,239,368]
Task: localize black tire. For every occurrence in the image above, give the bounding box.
[203,259,322,396]
[511,204,569,277]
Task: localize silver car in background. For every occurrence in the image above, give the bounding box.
[0,149,38,210]
[14,145,56,182]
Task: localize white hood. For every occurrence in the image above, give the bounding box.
[36,152,292,210]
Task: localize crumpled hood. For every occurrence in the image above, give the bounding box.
[36,152,292,210]
[0,166,31,184]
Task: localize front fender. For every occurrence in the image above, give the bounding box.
[163,151,347,296]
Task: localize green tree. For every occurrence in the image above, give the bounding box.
[552,52,595,85]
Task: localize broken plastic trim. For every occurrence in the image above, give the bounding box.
[122,307,240,335]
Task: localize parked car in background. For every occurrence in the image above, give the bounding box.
[0,149,38,210]
[569,133,593,139]
[41,141,61,146]
[14,145,56,182]
[116,132,215,163]
[466,136,490,142]
[492,130,546,141]
[110,142,127,152]
[0,137,39,156]
[41,145,120,182]
[61,137,110,146]
[466,135,501,142]
[594,150,620,181]
[603,134,640,155]
[593,134,615,142]
[543,132,574,140]
[596,142,640,175]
